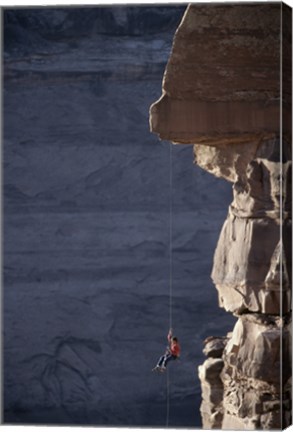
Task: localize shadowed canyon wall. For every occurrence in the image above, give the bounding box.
[4,6,238,427]
[150,3,292,429]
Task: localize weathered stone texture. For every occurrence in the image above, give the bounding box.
[149,2,292,430]
[203,336,228,359]
[201,136,292,315]
[193,140,260,183]
[194,137,292,217]
[150,4,285,144]
[219,314,291,427]
[198,357,224,429]
[212,215,291,314]
[223,314,291,385]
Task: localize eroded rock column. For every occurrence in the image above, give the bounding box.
[195,136,292,429]
[150,3,292,429]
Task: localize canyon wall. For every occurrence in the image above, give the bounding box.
[4,6,236,427]
[150,3,292,429]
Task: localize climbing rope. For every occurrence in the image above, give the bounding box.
[166,142,173,428]
[166,368,170,427]
[169,142,173,331]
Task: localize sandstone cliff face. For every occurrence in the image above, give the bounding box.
[150,3,292,429]
[150,4,284,144]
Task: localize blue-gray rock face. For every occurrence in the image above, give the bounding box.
[3,6,235,427]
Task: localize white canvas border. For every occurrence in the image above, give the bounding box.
[1,1,292,432]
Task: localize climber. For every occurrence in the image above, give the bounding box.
[152,328,181,372]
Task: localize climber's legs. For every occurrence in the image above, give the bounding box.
[157,353,175,368]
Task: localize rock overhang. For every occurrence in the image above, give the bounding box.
[149,3,291,147]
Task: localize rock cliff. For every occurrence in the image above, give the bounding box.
[150,3,292,429]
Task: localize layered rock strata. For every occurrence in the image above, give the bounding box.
[150,3,292,430]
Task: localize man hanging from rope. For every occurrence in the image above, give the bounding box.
[152,328,181,372]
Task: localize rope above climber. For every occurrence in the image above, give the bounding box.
[152,328,181,372]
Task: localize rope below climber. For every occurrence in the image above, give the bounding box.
[152,328,181,372]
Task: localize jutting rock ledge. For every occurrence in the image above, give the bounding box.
[149,3,292,429]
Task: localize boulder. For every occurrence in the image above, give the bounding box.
[203,336,228,358]
[222,314,291,385]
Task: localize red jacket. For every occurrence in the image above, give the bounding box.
[168,333,181,357]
